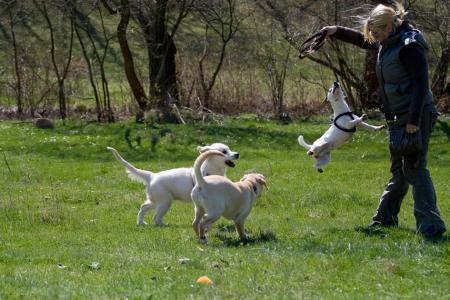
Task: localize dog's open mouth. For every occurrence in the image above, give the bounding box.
[225,160,235,167]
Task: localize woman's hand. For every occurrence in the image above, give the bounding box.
[321,26,337,37]
[406,124,419,133]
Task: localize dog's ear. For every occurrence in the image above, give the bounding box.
[240,174,249,181]
[242,174,268,190]
[255,174,268,190]
[197,145,210,153]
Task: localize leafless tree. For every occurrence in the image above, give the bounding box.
[109,0,149,111]
[74,2,115,122]
[193,0,244,109]
[101,0,194,122]
[253,16,291,119]
[33,0,74,121]
[0,0,448,120]
[408,0,450,101]
[253,0,368,110]
[253,0,450,112]
[0,0,25,117]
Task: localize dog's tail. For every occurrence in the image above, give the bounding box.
[193,150,225,189]
[297,135,312,150]
[107,147,152,185]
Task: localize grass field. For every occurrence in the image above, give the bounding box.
[0,116,449,299]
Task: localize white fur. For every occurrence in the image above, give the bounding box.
[298,82,384,172]
[107,143,239,225]
[190,150,266,244]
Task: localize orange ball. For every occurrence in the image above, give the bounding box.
[196,276,213,285]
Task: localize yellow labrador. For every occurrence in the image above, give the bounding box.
[190,150,266,243]
[107,143,239,225]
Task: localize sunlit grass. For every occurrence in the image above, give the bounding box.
[0,116,449,299]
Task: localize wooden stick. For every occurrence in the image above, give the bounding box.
[3,152,12,175]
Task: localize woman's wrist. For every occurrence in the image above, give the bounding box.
[322,26,338,37]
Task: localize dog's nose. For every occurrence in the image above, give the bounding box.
[235,153,240,159]
[332,81,340,93]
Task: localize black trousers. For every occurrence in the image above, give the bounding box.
[372,110,446,236]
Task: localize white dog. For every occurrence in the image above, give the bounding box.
[190,150,266,244]
[298,81,384,172]
[107,143,239,225]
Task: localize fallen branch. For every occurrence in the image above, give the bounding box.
[3,152,12,175]
[172,104,186,124]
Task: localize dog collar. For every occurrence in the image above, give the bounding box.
[252,184,258,193]
[333,112,356,133]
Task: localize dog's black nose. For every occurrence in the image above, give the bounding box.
[332,81,340,93]
[235,153,240,159]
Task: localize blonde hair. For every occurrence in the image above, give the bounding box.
[363,1,407,43]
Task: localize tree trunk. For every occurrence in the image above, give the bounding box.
[117,0,149,111]
[8,7,23,117]
[38,1,74,121]
[360,50,380,109]
[75,23,103,122]
[98,4,114,122]
[102,0,184,122]
[431,38,450,99]
[147,0,179,117]
[101,50,114,122]
[58,80,67,120]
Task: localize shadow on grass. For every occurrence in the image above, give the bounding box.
[5,120,305,163]
[355,225,390,238]
[355,225,449,243]
[436,119,450,140]
[423,234,450,244]
[214,223,277,247]
[134,222,189,230]
[354,225,417,238]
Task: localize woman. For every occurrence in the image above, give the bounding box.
[320,2,445,238]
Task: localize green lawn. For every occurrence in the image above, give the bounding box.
[0,116,449,299]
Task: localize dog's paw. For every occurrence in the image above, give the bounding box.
[354,114,367,124]
[317,168,324,173]
[356,114,368,121]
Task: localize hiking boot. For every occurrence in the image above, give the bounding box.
[368,221,382,228]
[422,227,446,239]
[368,220,397,228]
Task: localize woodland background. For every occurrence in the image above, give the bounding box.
[0,0,449,123]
